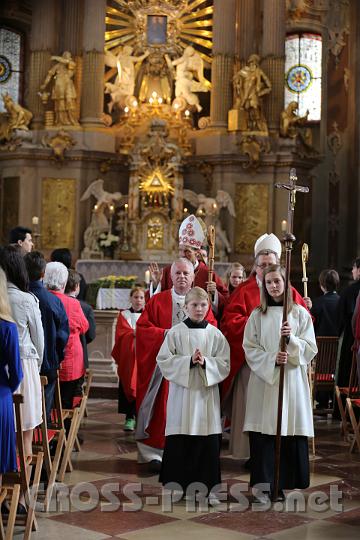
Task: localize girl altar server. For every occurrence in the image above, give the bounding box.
[112,286,146,432]
[243,265,317,503]
[156,287,230,501]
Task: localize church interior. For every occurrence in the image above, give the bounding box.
[0,0,360,538]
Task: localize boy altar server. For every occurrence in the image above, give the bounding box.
[157,287,230,501]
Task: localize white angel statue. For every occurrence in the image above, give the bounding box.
[80,179,123,228]
[166,46,211,112]
[183,189,236,259]
[104,46,149,111]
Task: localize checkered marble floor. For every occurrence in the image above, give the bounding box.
[13,399,360,539]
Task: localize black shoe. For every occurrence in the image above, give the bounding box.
[148,459,162,474]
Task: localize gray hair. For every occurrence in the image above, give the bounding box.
[251,250,280,275]
[43,261,69,291]
[170,257,194,278]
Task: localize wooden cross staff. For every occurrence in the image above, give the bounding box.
[273,168,309,501]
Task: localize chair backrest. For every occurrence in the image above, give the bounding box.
[314,336,339,381]
[348,350,359,397]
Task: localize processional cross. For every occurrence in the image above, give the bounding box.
[272,168,309,501]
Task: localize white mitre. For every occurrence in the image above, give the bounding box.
[178,214,205,250]
[254,233,282,259]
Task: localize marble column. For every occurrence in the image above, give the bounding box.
[80,0,106,127]
[61,0,84,122]
[210,0,236,128]
[261,0,286,132]
[235,0,260,63]
[27,0,59,128]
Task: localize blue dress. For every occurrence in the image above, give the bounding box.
[0,319,23,473]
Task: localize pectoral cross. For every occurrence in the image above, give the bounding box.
[275,168,309,233]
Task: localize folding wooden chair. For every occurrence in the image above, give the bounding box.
[2,394,43,540]
[57,370,93,481]
[32,376,65,511]
[312,336,339,413]
[346,396,360,452]
[0,485,20,540]
[335,351,359,441]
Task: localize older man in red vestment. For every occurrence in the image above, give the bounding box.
[148,215,228,317]
[221,233,311,460]
[135,258,217,472]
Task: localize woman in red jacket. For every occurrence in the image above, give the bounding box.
[43,262,89,415]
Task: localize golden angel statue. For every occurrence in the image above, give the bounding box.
[0,93,33,141]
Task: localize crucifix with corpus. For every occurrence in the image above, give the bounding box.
[272,168,310,501]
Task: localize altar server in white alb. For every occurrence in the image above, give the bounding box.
[243,265,317,503]
[156,287,230,500]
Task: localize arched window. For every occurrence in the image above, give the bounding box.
[0,27,24,112]
[285,33,322,122]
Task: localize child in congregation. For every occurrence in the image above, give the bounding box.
[243,265,317,504]
[156,286,230,504]
[112,286,146,432]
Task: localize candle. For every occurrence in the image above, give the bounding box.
[32,216,39,225]
[94,204,98,211]
[145,270,151,285]
[109,205,114,214]
[124,203,128,212]
[281,219,287,232]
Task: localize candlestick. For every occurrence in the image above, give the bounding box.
[32,216,39,225]
[145,270,151,285]
[281,219,288,233]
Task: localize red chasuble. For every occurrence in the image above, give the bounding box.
[221,274,309,399]
[136,289,217,450]
[111,312,137,402]
[160,261,229,313]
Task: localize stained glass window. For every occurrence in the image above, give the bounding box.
[0,28,23,112]
[285,33,322,122]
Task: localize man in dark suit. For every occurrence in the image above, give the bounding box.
[311,269,340,337]
[24,251,70,419]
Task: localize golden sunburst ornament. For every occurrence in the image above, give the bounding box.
[105,0,213,84]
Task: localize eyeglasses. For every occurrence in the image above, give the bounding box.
[256,263,273,270]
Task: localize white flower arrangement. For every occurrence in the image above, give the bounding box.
[98,232,119,248]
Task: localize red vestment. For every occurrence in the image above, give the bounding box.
[111,311,137,402]
[136,289,217,449]
[221,274,309,399]
[160,261,229,313]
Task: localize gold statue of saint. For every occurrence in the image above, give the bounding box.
[0,93,33,141]
[233,54,271,134]
[280,101,309,138]
[40,51,79,126]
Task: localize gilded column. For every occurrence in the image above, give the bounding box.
[210,0,236,128]
[27,0,59,128]
[80,0,106,127]
[261,0,286,132]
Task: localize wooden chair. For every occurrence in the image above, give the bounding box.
[32,376,65,511]
[335,351,359,441]
[0,485,20,540]
[346,396,360,452]
[2,394,43,540]
[312,336,339,413]
[57,370,93,481]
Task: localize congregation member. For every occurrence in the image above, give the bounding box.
[311,269,340,337]
[135,258,217,472]
[65,269,96,396]
[336,257,360,387]
[243,265,317,503]
[0,267,23,484]
[9,226,34,254]
[225,262,246,295]
[51,247,87,301]
[112,286,146,432]
[157,287,230,504]
[352,290,360,380]
[0,245,44,508]
[221,233,310,461]
[148,215,228,316]
[43,262,89,425]
[24,251,70,419]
